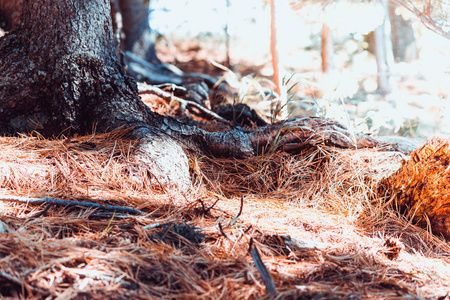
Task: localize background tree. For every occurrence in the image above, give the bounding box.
[389,1,417,62]
[115,0,159,63]
[320,22,334,73]
[374,0,395,94]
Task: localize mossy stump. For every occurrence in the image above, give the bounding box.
[379,138,450,240]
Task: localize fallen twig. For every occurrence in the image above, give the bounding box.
[143,218,177,230]
[0,195,144,215]
[218,221,233,242]
[229,196,244,226]
[0,271,24,286]
[249,238,277,296]
[137,82,232,125]
[205,198,221,215]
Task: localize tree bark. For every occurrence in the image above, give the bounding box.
[0,0,148,136]
[0,0,417,190]
[0,0,23,30]
[321,23,334,73]
[373,0,395,95]
[0,0,194,191]
[0,0,267,159]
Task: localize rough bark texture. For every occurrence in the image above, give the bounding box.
[378,138,450,240]
[0,0,145,136]
[0,0,23,30]
[0,0,418,191]
[0,0,194,191]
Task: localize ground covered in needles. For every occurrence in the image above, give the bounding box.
[0,128,449,299]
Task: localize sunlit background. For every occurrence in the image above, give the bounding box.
[150,0,450,141]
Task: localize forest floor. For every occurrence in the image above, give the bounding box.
[1,44,450,299]
[0,130,449,299]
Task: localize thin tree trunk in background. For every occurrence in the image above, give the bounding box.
[269,0,280,95]
[119,0,159,63]
[388,1,417,63]
[224,0,231,68]
[270,0,286,120]
[110,0,123,53]
[374,0,395,95]
[321,22,334,73]
[270,0,280,96]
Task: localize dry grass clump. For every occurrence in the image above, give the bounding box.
[190,148,320,197]
[1,134,450,299]
[379,137,450,240]
[193,144,403,217]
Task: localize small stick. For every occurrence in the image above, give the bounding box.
[229,196,244,226]
[0,271,24,286]
[101,140,117,178]
[197,199,206,215]
[205,198,221,215]
[0,195,144,215]
[147,170,168,194]
[218,222,233,242]
[249,238,277,296]
[243,224,253,234]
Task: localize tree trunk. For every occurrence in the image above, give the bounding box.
[388,1,417,63]
[0,0,417,190]
[321,22,334,73]
[0,0,274,160]
[373,0,395,95]
[118,0,159,63]
[269,0,288,120]
[270,0,281,98]
[0,0,149,136]
[0,0,159,63]
[0,0,195,191]
[224,0,231,68]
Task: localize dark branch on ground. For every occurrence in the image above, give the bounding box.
[249,238,278,296]
[0,195,144,215]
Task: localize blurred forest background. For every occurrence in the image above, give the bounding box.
[149,0,450,142]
